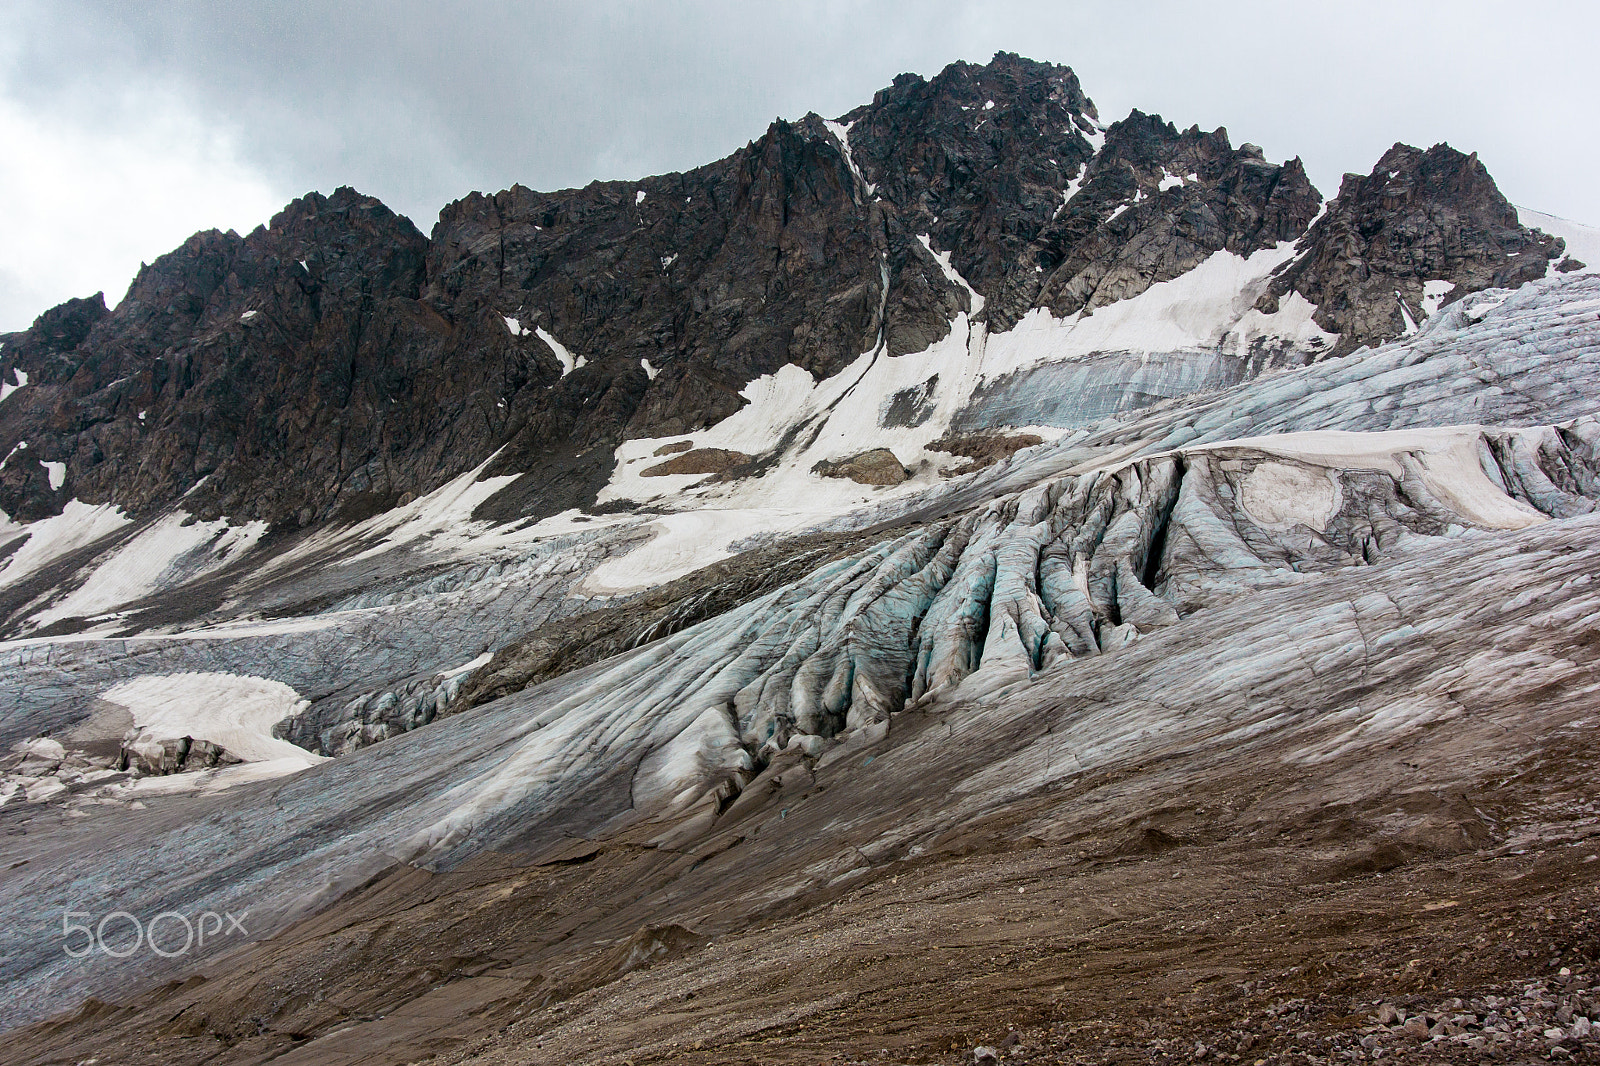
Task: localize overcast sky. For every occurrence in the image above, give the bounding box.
[3,0,1597,333]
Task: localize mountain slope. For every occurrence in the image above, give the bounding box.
[0,54,1571,549]
[1,52,1599,1064]
[0,274,1598,1061]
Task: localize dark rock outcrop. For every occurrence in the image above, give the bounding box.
[117,734,242,776]
[1259,142,1563,355]
[811,448,910,485]
[1004,114,1322,330]
[640,448,754,477]
[0,56,1566,534]
[929,431,1044,475]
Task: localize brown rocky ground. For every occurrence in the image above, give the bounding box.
[5,724,1596,1066]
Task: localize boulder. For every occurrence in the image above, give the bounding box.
[811,448,910,485]
[639,448,754,478]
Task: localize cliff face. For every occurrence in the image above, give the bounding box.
[1259,142,1563,355]
[0,54,1564,531]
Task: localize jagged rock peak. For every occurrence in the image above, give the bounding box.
[864,52,1096,123]
[0,54,1577,537]
[1260,141,1562,355]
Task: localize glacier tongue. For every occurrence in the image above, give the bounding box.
[2,271,1600,1029]
[389,416,1597,866]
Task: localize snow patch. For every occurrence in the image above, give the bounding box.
[1157,169,1197,192]
[29,510,269,628]
[635,189,646,205]
[0,367,25,403]
[917,234,985,316]
[534,325,581,376]
[124,757,320,797]
[103,672,319,766]
[1193,427,1547,532]
[239,310,259,323]
[984,243,1333,382]
[823,119,875,197]
[1398,293,1420,335]
[641,357,659,381]
[1421,280,1455,317]
[584,508,816,594]
[502,315,528,337]
[1518,206,1600,276]
[582,243,1343,592]
[349,452,523,562]
[1055,165,1087,218]
[0,500,130,592]
[41,461,64,490]
[439,651,493,679]
[1239,462,1342,532]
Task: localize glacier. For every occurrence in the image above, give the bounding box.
[2,272,1599,1028]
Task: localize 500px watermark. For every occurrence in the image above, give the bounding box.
[62,909,249,958]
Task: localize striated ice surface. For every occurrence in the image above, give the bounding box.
[1,272,1599,1027]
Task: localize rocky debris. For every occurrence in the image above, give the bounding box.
[1260,142,1563,356]
[811,447,910,485]
[1351,977,1600,1057]
[1096,978,1600,1065]
[651,440,695,456]
[929,431,1044,475]
[639,447,754,478]
[117,733,241,776]
[1,736,130,809]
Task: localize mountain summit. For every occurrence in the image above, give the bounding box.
[0,53,1573,544]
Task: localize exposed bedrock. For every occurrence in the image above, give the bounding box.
[0,56,1564,533]
[1259,143,1563,356]
[811,447,911,485]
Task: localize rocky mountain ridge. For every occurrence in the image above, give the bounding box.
[0,53,1574,539]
